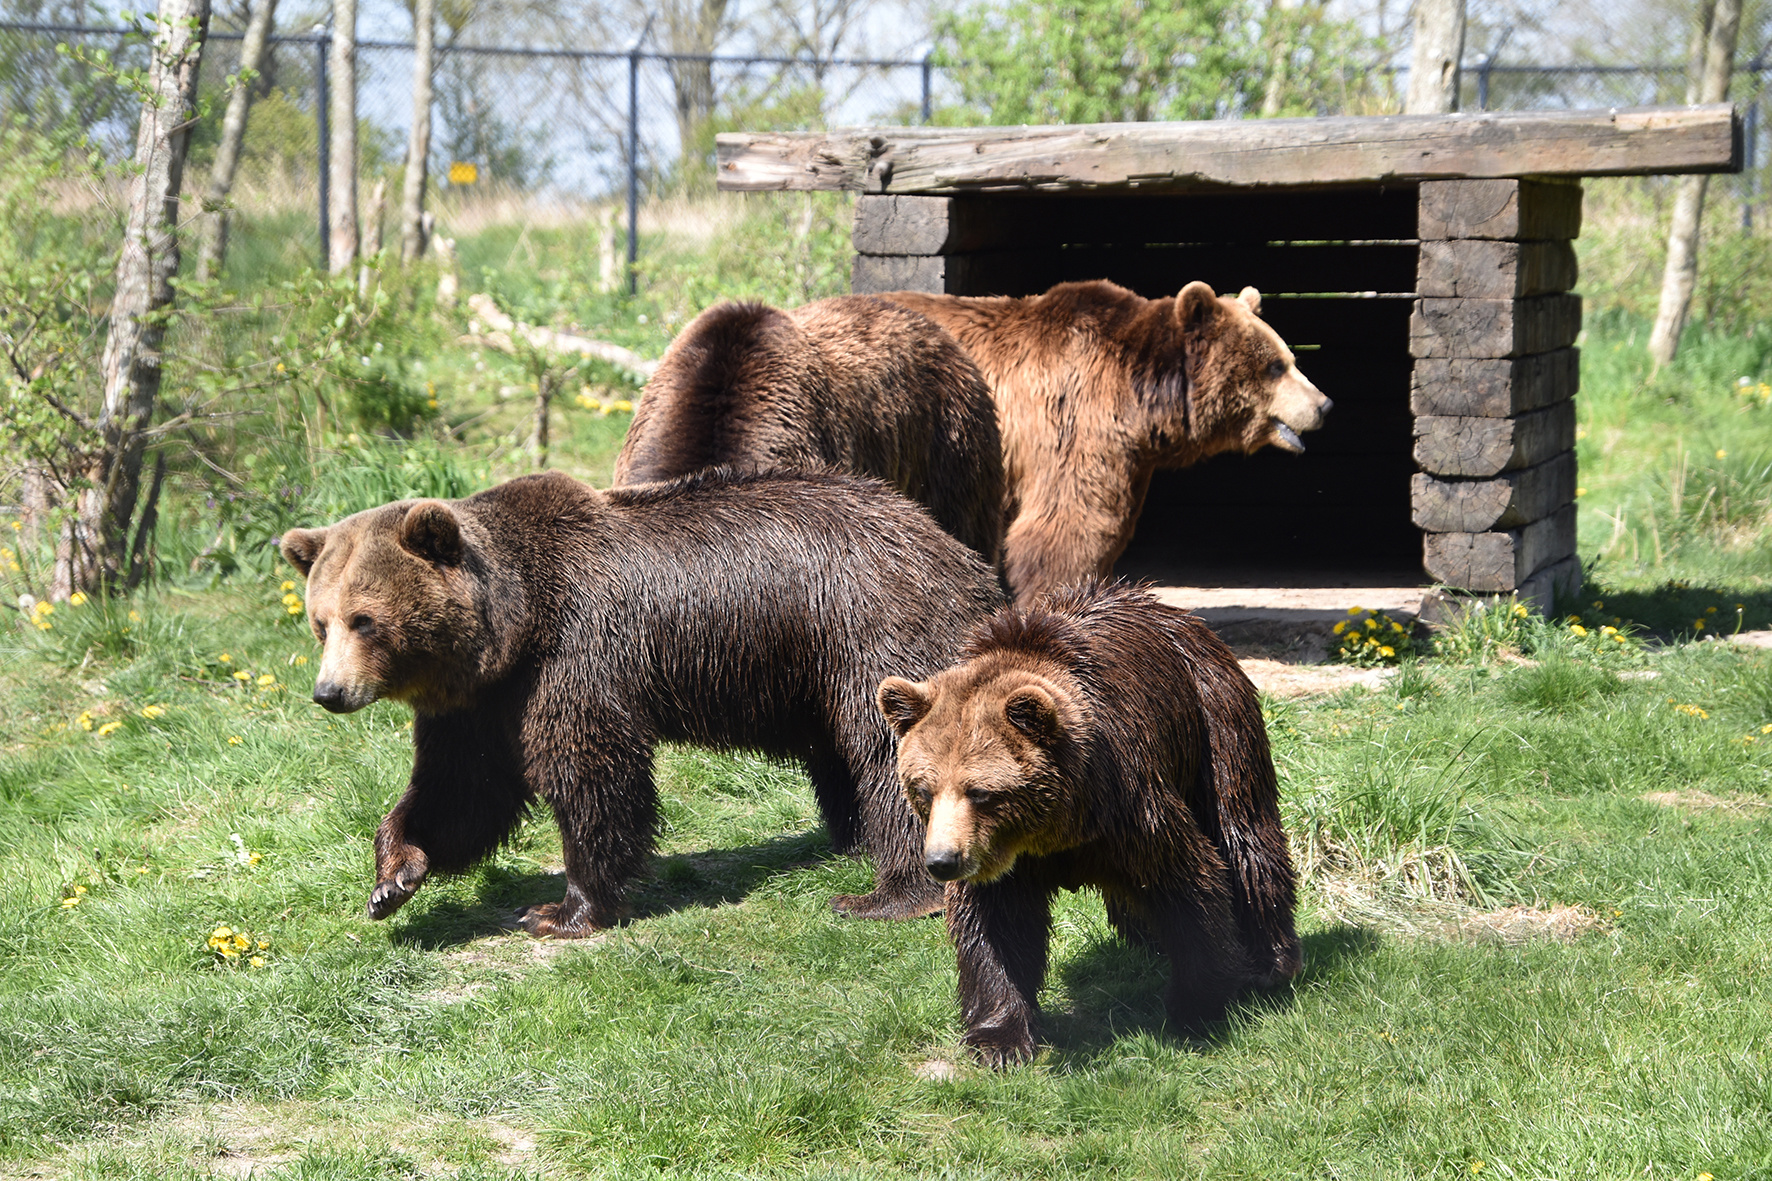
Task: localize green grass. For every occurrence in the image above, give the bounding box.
[3,572,1770,1178]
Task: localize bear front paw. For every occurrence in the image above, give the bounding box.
[830,881,944,921]
[963,1023,1036,1069]
[516,901,618,939]
[367,877,416,920]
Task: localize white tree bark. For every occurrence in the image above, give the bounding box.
[398,0,435,262]
[64,0,211,597]
[1405,0,1466,114]
[195,0,276,282]
[327,0,359,274]
[1649,0,1742,367]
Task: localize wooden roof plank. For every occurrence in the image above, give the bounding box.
[715,105,1740,194]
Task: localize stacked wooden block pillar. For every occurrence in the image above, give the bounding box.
[1410,179,1584,611]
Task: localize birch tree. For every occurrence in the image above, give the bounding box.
[1648,0,1743,366]
[1405,0,1466,112]
[399,0,436,262]
[328,0,359,273]
[195,0,276,282]
[65,0,211,596]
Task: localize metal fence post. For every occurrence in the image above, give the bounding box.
[626,46,640,296]
[921,51,932,124]
[315,31,331,270]
[1745,87,1760,232]
[1477,60,1491,110]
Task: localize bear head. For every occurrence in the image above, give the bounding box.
[280,499,501,715]
[878,659,1086,884]
[1163,281,1332,457]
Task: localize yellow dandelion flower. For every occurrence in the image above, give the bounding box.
[1379,645,1395,658]
[1695,619,1707,631]
[60,896,80,908]
[247,851,262,866]
[1347,607,1363,616]
[1601,626,1617,635]
[1576,486,1587,497]
[257,674,276,687]
[257,939,269,949]
[74,885,87,895]
[218,653,231,663]
[1570,624,1587,636]
[137,866,149,874]
[1614,634,1626,643]
[227,735,243,746]
[1390,621,1405,632]
[95,721,122,737]
[140,704,166,719]
[294,655,308,666]
[76,711,94,731]
[1470,1163,1484,1177]
[232,671,250,682]
[128,610,140,623]
[1716,449,1727,459]
[1512,604,1529,618]
[286,602,303,615]
[1706,606,1717,614]
[1760,724,1772,734]
[211,926,232,940]
[281,580,296,592]
[612,399,634,413]
[1332,621,1346,635]
[31,600,52,617]
[1365,618,1379,630]
[250,955,266,968]
[68,591,87,606]
[8,521,17,531]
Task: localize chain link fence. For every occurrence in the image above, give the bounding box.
[3,15,1767,277]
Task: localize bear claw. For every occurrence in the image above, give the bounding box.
[515,901,615,939]
[964,1027,1036,1069]
[366,879,414,920]
[830,885,945,921]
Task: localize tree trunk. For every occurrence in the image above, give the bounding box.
[399,0,435,262]
[1260,0,1293,117]
[532,372,553,468]
[667,0,730,168]
[1649,0,1742,367]
[1405,0,1466,114]
[194,0,276,282]
[327,0,359,274]
[358,174,386,297]
[63,0,211,598]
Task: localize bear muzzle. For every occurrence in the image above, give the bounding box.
[313,678,377,713]
[924,843,974,882]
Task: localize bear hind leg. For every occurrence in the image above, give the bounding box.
[519,749,658,938]
[1151,893,1255,1037]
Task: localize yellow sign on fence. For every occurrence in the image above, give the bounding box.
[447,161,478,185]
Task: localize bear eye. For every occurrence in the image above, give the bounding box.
[965,785,993,807]
[314,620,328,642]
[351,614,375,636]
[1267,359,1288,380]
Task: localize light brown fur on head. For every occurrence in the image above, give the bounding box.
[280,499,493,715]
[1176,281,1330,458]
[879,657,1085,884]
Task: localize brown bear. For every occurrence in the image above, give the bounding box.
[278,468,1003,935]
[877,581,1301,1066]
[880,281,1332,601]
[614,295,1006,570]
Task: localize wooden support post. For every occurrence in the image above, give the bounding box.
[1413,177,1584,611]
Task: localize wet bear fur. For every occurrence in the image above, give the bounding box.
[279,468,1004,935]
[615,295,1006,570]
[880,281,1332,601]
[878,581,1301,1065]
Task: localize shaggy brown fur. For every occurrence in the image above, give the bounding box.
[280,469,1003,936]
[881,281,1331,601]
[878,581,1301,1066]
[615,295,1006,568]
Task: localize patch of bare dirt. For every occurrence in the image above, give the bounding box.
[1641,790,1772,813]
[912,1058,963,1082]
[1728,629,1772,649]
[1240,659,1390,699]
[1450,904,1607,945]
[485,1121,538,1165]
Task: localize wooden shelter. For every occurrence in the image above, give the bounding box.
[717,108,1740,610]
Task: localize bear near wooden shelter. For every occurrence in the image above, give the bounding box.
[881,281,1332,601]
[614,294,1006,571]
[278,469,1003,935]
[878,581,1301,1066]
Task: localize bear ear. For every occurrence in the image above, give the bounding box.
[878,677,935,737]
[398,500,464,567]
[1238,286,1263,315]
[1175,280,1220,337]
[1003,685,1060,744]
[279,527,327,577]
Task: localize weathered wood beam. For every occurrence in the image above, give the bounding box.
[1411,451,1576,532]
[719,106,1739,194]
[1422,503,1577,592]
[1410,293,1582,359]
[851,253,956,294]
[1410,348,1579,417]
[1413,400,1576,477]
[1418,178,1584,240]
[1417,239,1579,299]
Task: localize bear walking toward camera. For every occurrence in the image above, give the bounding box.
[878,581,1300,1066]
[881,281,1332,600]
[615,295,1006,570]
[279,469,1003,935]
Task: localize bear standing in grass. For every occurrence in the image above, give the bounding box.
[878,582,1300,1065]
[279,469,1002,934]
[615,295,1006,570]
[882,281,1332,601]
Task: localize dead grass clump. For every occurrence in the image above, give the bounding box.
[1641,789,1772,812]
[1451,904,1607,945]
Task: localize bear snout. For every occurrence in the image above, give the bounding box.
[313,679,368,713]
[924,844,971,882]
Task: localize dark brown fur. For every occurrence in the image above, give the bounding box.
[280,469,1004,936]
[878,582,1300,1066]
[881,281,1331,601]
[615,295,1006,568]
